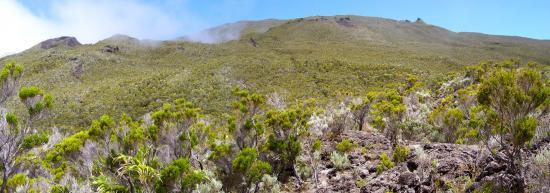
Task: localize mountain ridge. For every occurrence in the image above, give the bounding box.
[3,15,549,58]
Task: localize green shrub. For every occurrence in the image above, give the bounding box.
[336,139,353,153]
[233,148,259,173]
[266,134,300,176]
[513,117,537,145]
[22,133,49,149]
[18,86,41,100]
[92,175,128,193]
[44,94,54,108]
[28,102,45,116]
[356,179,368,188]
[181,170,208,190]
[233,148,272,187]
[443,108,464,143]
[231,87,265,114]
[5,112,18,128]
[6,173,27,190]
[88,114,115,138]
[49,185,69,193]
[0,60,23,80]
[228,88,265,150]
[477,67,548,179]
[312,139,322,152]
[369,89,406,147]
[45,130,89,163]
[265,108,309,178]
[161,158,191,180]
[392,145,410,163]
[376,153,395,175]
[156,158,191,193]
[246,160,272,184]
[209,143,232,160]
[151,103,173,128]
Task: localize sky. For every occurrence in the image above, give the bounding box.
[1,0,549,56]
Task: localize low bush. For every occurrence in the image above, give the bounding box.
[330,151,350,170]
[392,145,410,163]
[22,133,49,149]
[376,153,395,175]
[336,139,354,153]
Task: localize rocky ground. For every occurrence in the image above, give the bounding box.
[281,130,549,193]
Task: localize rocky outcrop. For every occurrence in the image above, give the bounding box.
[359,143,480,193]
[277,126,550,193]
[336,17,355,27]
[415,18,426,24]
[69,57,84,80]
[38,36,81,49]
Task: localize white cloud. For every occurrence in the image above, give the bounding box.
[0,0,207,57]
[0,0,55,56]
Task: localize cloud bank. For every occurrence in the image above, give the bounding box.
[0,0,207,57]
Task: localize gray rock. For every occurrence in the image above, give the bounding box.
[420,185,434,193]
[468,173,525,193]
[476,161,506,181]
[398,171,420,186]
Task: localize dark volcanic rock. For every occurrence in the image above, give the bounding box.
[39,36,81,49]
[249,38,258,47]
[407,160,419,171]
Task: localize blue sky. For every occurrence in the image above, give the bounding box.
[2,0,549,55]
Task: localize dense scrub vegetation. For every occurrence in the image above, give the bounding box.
[0,59,547,193]
[2,16,550,131]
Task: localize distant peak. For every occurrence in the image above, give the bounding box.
[38,36,81,49]
[105,34,138,42]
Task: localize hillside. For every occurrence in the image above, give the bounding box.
[1,15,549,128]
[0,15,548,193]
